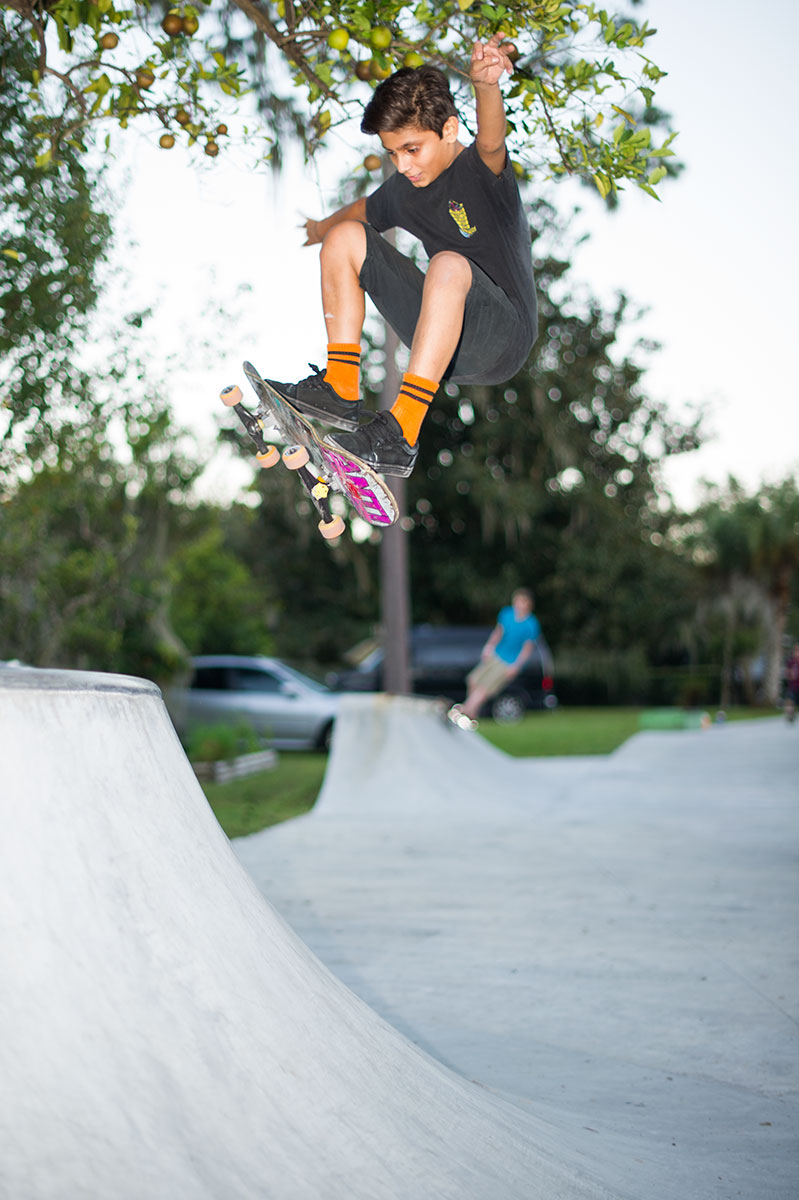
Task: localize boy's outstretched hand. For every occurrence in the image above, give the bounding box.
[300,217,323,247]
[470,33,515,87]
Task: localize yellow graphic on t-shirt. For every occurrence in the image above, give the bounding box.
[448,200,477,238]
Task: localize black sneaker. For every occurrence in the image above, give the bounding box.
[326,411,419,478]
[266,364,362,432]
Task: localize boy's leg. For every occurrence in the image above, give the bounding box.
[406,252,472,381]
[329,249,472,475]
[267,221,368,431]
[319,221,367,345]
[388,252,471,447]
[461,656,509,720]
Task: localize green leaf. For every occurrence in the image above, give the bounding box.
[593,172,611,198]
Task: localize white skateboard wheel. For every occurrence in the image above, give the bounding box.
[283,444,310,470]
[319,515,345,540]
[220,384,242,407]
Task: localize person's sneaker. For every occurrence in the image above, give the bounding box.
[266,364,362,432]
[447,703,478,732]
[326,411,418,478]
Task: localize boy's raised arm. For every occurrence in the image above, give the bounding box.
[470,34,514,176]
[302,197,368,246]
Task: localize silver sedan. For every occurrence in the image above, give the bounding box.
[166,655,340,751]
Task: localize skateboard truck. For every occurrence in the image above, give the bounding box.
[220,384,346,540]
[220,365,397,540]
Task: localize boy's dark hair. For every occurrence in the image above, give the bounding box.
[361,66,458,137]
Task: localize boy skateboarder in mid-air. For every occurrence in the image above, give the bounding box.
[270,34,538,478]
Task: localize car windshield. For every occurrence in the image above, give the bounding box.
[279,662,330,694]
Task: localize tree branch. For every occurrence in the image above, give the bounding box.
[228,0,336,101]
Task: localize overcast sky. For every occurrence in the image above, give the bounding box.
[112,0,798,509]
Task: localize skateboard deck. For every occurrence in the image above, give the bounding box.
[220,362,399,540]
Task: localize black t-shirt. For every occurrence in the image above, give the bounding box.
[365,142,537,339]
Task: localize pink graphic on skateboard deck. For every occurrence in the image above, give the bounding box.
[320,447,396,527]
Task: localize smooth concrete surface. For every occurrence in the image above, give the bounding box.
[0,669,622,1199]
[235,695,799,1200]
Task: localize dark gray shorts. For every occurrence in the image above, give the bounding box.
[359,223,534,385]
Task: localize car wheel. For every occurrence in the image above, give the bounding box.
[491,692,526,723]
[317,721,334,753]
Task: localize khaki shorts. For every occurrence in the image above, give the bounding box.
[467,654,511,698]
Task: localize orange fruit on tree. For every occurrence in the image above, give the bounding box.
[327,28,349,52]
[370,27,392,50]
[161,14,184,37]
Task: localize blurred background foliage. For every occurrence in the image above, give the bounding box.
[1,6,796,706]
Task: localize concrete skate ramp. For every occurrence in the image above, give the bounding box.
[237,694,799,1200]
[0,668,617,1200]
[314,692,580,820]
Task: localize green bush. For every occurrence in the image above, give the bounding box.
[185,721,263,763]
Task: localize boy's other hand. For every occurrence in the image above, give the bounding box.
[300,216,323,246]
[470,33,514,87]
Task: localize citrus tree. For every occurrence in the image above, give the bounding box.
[3,0,676,197]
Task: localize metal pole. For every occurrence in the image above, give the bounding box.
[378,320,412,695]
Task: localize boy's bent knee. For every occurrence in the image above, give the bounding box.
[426,251,472,291]
[320,219,367,263]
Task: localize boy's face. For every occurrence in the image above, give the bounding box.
[378,117,459,187]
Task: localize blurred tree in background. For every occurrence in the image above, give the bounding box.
[0,20,111,458]
[672,478,799,707]
[0,393,198,678]
[2,3,794,703]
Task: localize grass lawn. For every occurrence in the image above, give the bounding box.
[201,706,779,839]
[481,704,779,757]
[481,707,642,757]
[202,752,327,840]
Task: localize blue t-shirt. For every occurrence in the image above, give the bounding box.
[495,606,540,665]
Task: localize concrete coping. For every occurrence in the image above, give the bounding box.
[0,665,160,698]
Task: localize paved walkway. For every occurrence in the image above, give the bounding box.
[236,700,799,1200]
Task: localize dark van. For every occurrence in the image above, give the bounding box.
[330,625,556,722]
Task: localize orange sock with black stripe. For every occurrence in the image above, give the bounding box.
[324,343,361,402]
[390,372,439,446]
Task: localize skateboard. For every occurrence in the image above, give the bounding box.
[220,362,399,540]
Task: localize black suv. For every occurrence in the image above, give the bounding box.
[330,625,556,722]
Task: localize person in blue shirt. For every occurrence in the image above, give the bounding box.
[455,588,542,725]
